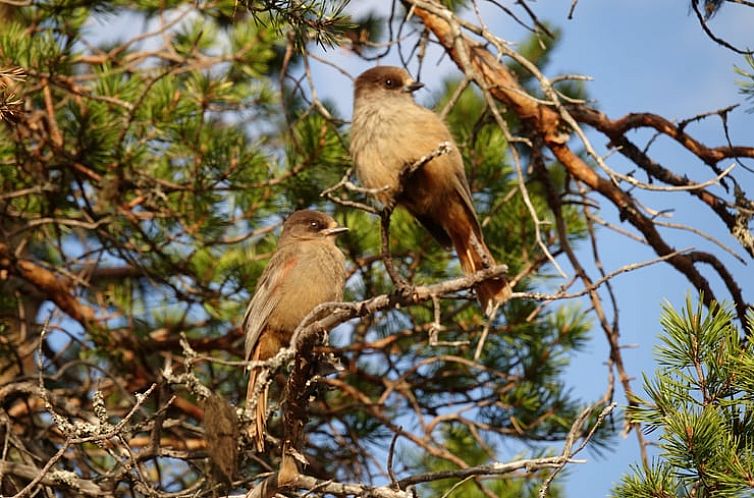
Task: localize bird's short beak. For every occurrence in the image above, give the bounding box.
[322,226,348,236]
[403,80,424,93]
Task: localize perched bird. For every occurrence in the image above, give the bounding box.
[350,66,510,315]
[243,210,347,452]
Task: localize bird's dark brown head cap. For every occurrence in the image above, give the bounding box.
[354,66,424,101]
[280,210,347,242]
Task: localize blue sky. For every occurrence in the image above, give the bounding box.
[306,1,754,496]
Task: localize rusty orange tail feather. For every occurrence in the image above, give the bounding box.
[449,221,510,316]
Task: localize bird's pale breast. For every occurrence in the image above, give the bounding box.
[351,97,466,215]
[267,240,345,334]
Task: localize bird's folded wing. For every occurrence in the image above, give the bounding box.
[242,249,298,361]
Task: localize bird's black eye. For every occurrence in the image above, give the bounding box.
[384,78,396,89]
[309,220,322,230]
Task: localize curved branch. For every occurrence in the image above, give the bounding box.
[690,0,753,55]
[572,108,754,165]
[0,461,103,497]
[0,243,96,327]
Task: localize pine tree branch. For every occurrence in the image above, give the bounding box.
[0,243,97,327]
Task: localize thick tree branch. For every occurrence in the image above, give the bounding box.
[0,461,104,497]
[571,107,754,164]
[0,243,96,327]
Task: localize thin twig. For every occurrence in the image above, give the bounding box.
[387,430,401,488]
[538,402,617,497]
